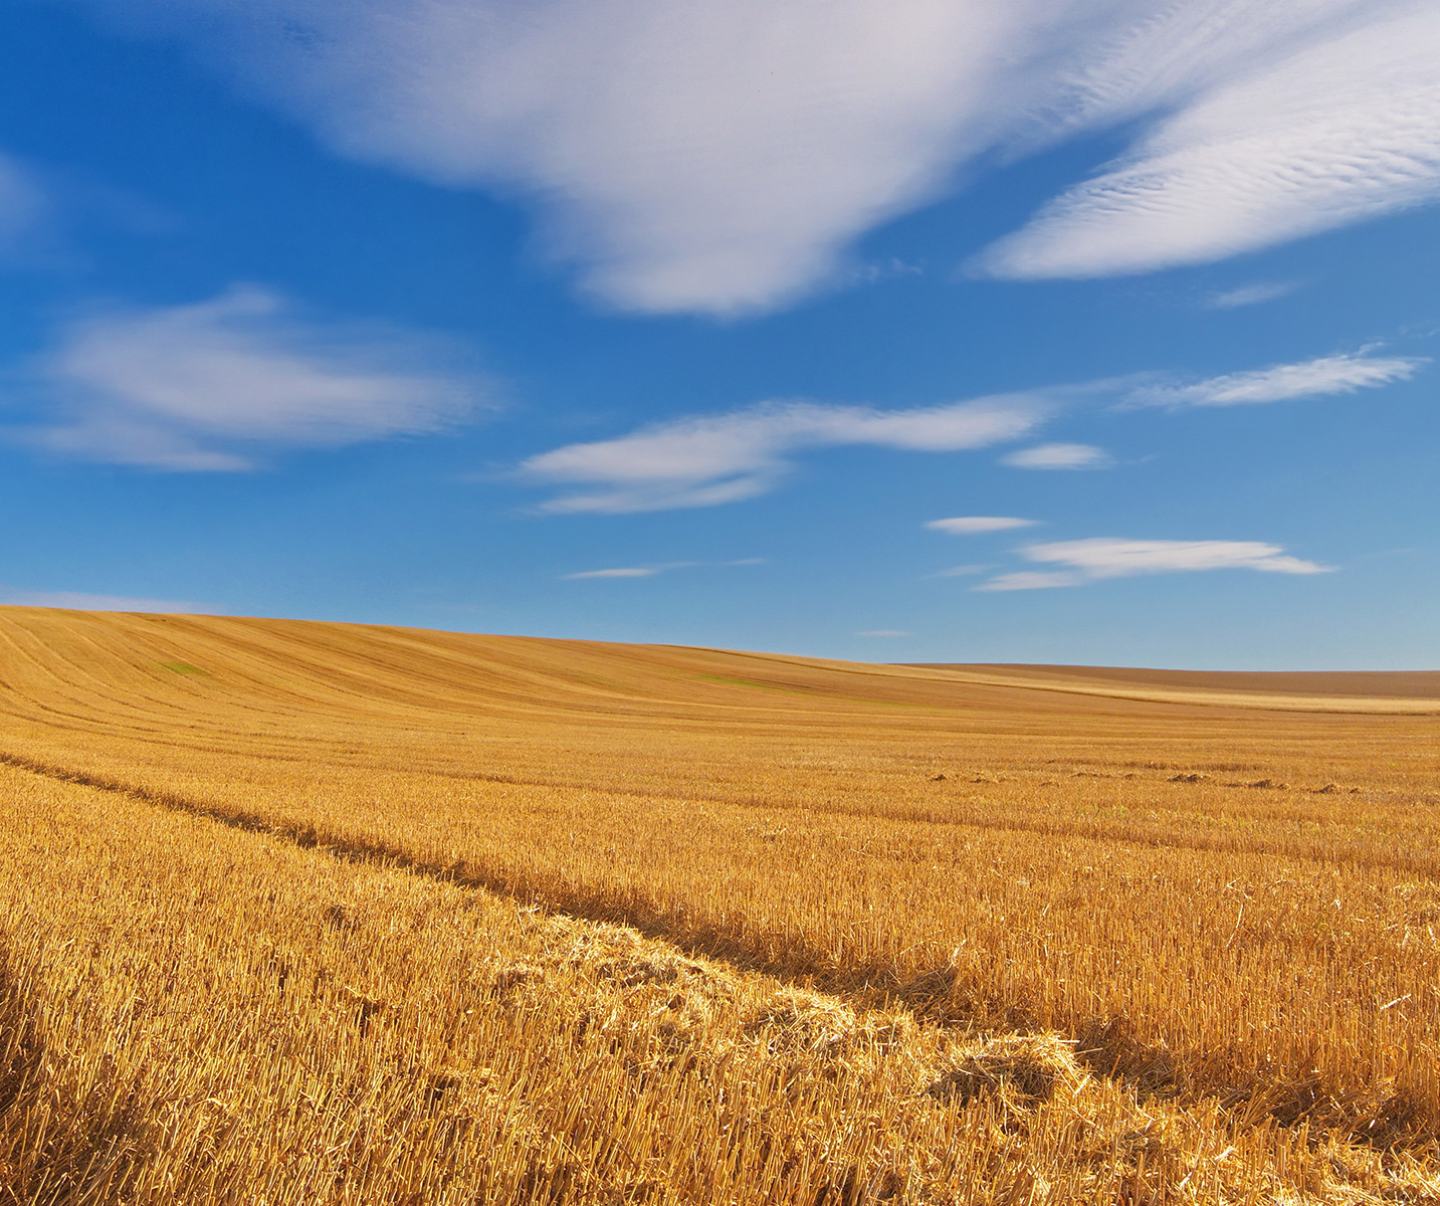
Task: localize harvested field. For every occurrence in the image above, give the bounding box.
[0,605,1437,1202]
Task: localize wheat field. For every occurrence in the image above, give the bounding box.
[0,605,1437,1203]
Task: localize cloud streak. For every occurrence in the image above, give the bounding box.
[561,558,764,580]
[1001,443,1110,470]
[560,567,659,580]
[929,564,991,579]
[522,342,1418,516]
[1203,281,1301,310]
[977,538,1331,591]
[926,516,1037,534]
[1132,351,1426,408]
[523,395,1047,514]
[14,287,481,471]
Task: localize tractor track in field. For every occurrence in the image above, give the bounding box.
[0,747,963,1012]
[5,742,1430,1154]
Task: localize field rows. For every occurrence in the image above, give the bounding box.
[4,759,1435,1204]
[1,607,1438,1201]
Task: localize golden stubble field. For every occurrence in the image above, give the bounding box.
[0,605,1437,1203]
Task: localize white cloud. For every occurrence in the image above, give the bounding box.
[560,567,659,580]
[71,1,1440,313]
[79,0,1067,315]
[0,588,205,613]
[976,537,1331,590]
[1028,538,1331,577]
[16,286,480,470]
[561,558,764,580]
[1133,351,1425,408]
[930,564,991,579]
[975,571,1084,592]
[847,258,926,287]
[857,629,910,639]
[977,2,1440,280]
[1203,281,1301,310]
[926,516,1037,535]
[522,395,1047,513]
[1001,443,1109,470]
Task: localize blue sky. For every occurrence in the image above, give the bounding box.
[1,0,1437,668]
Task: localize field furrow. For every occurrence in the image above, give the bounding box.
[1,606,1438,1201]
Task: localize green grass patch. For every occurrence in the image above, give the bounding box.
[158,661,208,677]
[696,673,814,695]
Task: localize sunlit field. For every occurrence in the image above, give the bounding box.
[1,605,1437,1203]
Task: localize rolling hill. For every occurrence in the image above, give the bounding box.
[0,605,1437,1203]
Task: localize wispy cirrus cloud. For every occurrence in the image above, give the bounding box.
[523,395,1047,514]
[561,558,764,581]
[926,516,1037,535]
[1131,351,1426,409]
[524,340,1421,515]
[14,286,482,471]
[1001,443,1110,470]
[857,629,910,639]
[67,1,1440,314]
[560,567,659,581]
[525,339,1421,517]
[1203,281,1302,310]
[74,0,1059,315]
[975,571,1084,592]
[976,538,1331,591]
[976,3,1440,281]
